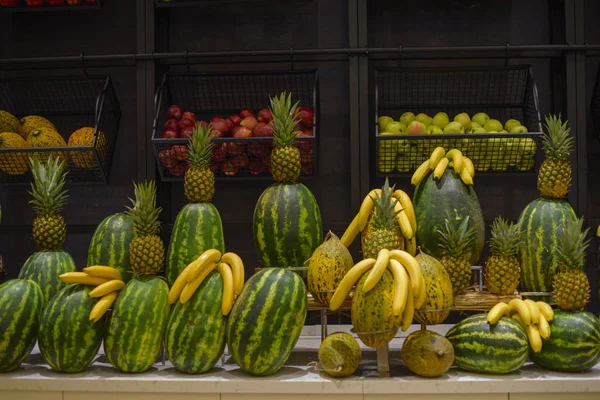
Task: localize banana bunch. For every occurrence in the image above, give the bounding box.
[411,147,475,186]
[487,299,554,353]
[329,248,425,331]
[340,187,417,256]
[167,249,245,316]
[59,266,126,323]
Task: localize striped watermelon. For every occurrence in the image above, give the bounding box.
[165,271,227,374]
[253,183,323,269]
[18,250,76,304]
[87,213,135,283]
[530,310,600,372]
[166,202,225,287]
[104,275,170,373]
[0,279,45,372]
[413,169,485,265]
[445,314,529,374]
[227,268,308,376]
[516,198,577,292]
[38,284,107,373]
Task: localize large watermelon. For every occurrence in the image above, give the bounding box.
[0,279,45,372]
[38,284,108,373]
[166,202,225,287]
[87,213,135,283]
[516,197,577,292]
[413,169,485,265]
[530,310,600,372]
[165,271,227,374]
[445,314,529,374]
[227,268,307,376]
[18,250,76,304]
[253,183,323,269]
[104,275,170,373]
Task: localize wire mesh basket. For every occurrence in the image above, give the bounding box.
[0,75,121,184]
[0,0,101,11]
[591,64,600,145]
[374,65,544,176]
[152,70,318,182]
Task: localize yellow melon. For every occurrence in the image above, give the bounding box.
[67,127,108,169]
[0,132,29,175]
[19,115,57,140]
[26,127,68,163]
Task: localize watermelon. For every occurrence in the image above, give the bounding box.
[413,169,485,265]
[516,198,577,292]
[18,250,76,304]
[530,310,600,372]
[104,275,170,373]
[445,314,528,374]
[253,182,323,269]
[38,284,107,373]
[227,268,307,376]
[0,279,45,372]
[165,271,227,374]
[166,202,225,287]
[87,213,135,283]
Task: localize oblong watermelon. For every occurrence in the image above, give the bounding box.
[253,183,323,269]
[87,213,135,283]
[445,314,528,374]
[0,279,45,372]
[38,284,108,373]
[516,197,577,292]
[104,275,170,373]
[413,169,485,265]
[165,271,227,374]
[530,310,600,372]
[227,268,308,376]
[166,202,225,287]
[18,250,76,304]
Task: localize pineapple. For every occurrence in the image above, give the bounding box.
[184,124,215,202]
[125,180,165,276]
[537,114,574,199]
[483,217,520,295]
[28,155,69,251]
[269,91,302,183]
[361,178,403,258]
[552,217,591,311]
[437,215,475,295]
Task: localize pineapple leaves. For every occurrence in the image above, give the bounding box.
[125,180,162,237]
[542,113,574,160]
[555,217,590,272]
[436,212,475,258]
[27,154,69,217]
[269,90,301,147]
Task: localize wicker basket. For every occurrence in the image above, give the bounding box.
[453,286,521,311]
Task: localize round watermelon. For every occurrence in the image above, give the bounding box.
[18,250,76,305]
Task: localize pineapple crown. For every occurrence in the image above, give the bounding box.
[556,217,590,272]
[269,91,301,148]
[28,155,69,217]
[488,216,519,257]
[125,180,162,237]
[542,113,574,161]
[187,123,214,169]
[370,177,401,230]
[437,213,475,259]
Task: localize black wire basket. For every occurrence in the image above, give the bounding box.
[0,0,101,11]
[152,70,319,182]
[0,75,121,184]
[374,65,544,176]
[591,64,600,145]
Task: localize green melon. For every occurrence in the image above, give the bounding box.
[413,250,453,325]
[18,250,76,304]
[87,213,135,282]
[318,332,362,378]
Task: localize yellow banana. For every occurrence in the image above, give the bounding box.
[446,149,464,173]
[358,189,381,231]
[401,281,415,331]
[524,299,540,325]
[463,156,475,178]
[59,272,109,287]
[340,214,360,248]
[186,249,222,283]
[89,291,118,323]
[329,258,376,311]
[389,250,422,298]
[393,201,414,240]
[433,157,449,180]
[538,313,551,340]
[393,190,417,233]
[415,273,427,309]
[460,167,473,186]
[389,259,409,317]
[88,279,126,298]
[217,262,234,316]
[168,262,195,304]
[536,301,554,322]
[512,313,526,330]
[83,266,122,281]
[363,249,390,293]
[404,236,417,256]
[487,302,510,324]
[411,160,431,186]
[429,147,446,169]
[527,325,543,353]
[508,298,531,326]
[221,252,245,295]
[180,261,217,304]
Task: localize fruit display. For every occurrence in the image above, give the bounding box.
[437,216,476,295]
[413,250,453,326]
[400,329,454,377]
[483,217,521,295]
[317,332,362,378]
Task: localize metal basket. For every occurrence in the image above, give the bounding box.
[152,70,319,182]
[0,75,121,184]
[374,65,544,176]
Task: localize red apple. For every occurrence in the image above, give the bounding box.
[295,107,314,128]
[239,108,254,118]
[224,118,234,132]
[228,114,242,126]
[223,142,244,157]
[171,145,188,161]
[231,153,249,168]
[240,116,258,131]
[178,118,195,130]
[211,119,230,135]
[234,126,253,138]
[164,118,179,131]
[158,149,175,169]
[248,158,267,176]
[182,111,196,123]
[406,121,426,135]
[210,115,224,123]
[180,126,194,139]
[195,120,208,128]
[161,129,179,139]
[167,105,183,121]
[169,162,189,177]
[253,122,273,138]
[222,160,239,176]
[257,109,272,123]
[212,144,226,163]
[247,142,270,158]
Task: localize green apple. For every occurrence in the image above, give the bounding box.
[398,122,407,133]
[500,130,508,133]
[443,121,465,134]
[378,115,394,132]
[406,120,426,135]
[472,112,490,127]
[510,125,528,133]
[426,125,443,134]
[519,138,537,155]
[471,122,482,130]
[472,126,487,134]
[415,113,430,124]
[397,139,410,155]
[377,132,398,173]
[504,119,522,132]
[454,112,472,132]
[399,112,416,125]
[432,112,450,129]
[484,119,503,132]
[385,121,404,134]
